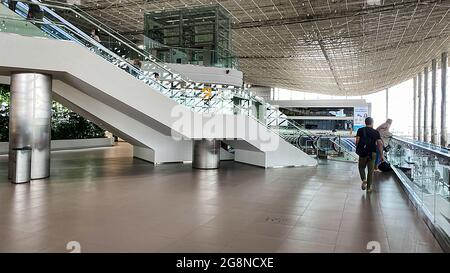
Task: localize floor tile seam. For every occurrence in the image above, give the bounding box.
[376,191,391,253]
[334,191,349,252]
[291,198,314,227]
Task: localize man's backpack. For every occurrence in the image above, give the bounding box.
[356,127,370,157]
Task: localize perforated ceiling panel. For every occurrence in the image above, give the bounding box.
[70,0,450,95]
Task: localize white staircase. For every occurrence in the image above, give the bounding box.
[0,33,317,168]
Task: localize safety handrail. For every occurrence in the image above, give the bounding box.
[391,136,450,159]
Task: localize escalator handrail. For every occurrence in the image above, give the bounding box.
[16,0,191,85]
[4,1,177,94]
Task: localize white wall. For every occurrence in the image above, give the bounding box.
[165,63,243,86]
[134,146,235,163]
[51,79,194,164]
[0,142,8,155]
[141,62,243,86]
[270,99,369,108]
[0,138,114,155]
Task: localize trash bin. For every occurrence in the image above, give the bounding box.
[9,146,32,184]
[317,149,328,159]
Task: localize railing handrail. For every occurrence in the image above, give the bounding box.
[391,136,450,159]
[327,137,358,160]
[269,110,356,158]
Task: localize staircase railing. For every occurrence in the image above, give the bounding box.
[0,0,356,161]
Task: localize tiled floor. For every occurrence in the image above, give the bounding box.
[0,143,443,253]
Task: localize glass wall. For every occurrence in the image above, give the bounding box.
[388,136,450,249]
[273,70,449,139]
[144,5,234,68]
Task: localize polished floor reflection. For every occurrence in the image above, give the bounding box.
[0,143,443,253]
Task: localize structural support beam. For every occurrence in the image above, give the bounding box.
[418,72,423,142]
[192,139,220,169]
[442,52,448,147]
[317,39,344,94]
[431,59,437,144]
[386,88,389,120]
[8,73,52,182]
[229,1,437,29]
[423,66,429,142]
[413,77,417,140]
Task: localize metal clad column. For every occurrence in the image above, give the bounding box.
[424,67,429,142]
[9,73,52,181]
[418,72,423,142]
[413,77,417,140]
[431,59,437,144]
[442,52,448,147]
[192,139,220,169]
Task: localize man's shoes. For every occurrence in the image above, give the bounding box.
[361,181,368,191]
[367,186,374,193]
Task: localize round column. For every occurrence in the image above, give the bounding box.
[192,139,220,169]
[9,72,52,181]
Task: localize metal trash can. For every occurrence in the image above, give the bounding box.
[9,146,32,184]
[317,149,328,159]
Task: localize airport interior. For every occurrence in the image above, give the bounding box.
[0,0,449,254]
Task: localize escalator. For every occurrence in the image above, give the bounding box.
[265,105,357,162]
[0,0,317,168]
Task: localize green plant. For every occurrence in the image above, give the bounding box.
[0,85,10,142]
[0,85,106,141]
[51,101,105,139]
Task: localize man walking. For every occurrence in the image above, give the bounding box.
[355,117,384,193]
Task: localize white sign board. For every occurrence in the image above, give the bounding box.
[354,106,369,130]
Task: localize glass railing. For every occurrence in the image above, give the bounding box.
[387,136,450,250]
[0,0,197,100]
[144,37,238,69]
[265,104,358,162]
[30,0,238,69]
[0,1,247,116]
[0,0,356,162]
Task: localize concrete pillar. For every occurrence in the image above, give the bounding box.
[431,59,437,144]
[418,72,423,142]
[442,52,448,147]
[192,139,220,169]
[8,73,52,181]
[413,77,417,140]
[423,67,429,142]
